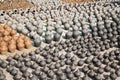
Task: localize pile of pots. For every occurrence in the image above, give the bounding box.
[0,24,32,54]
[0,0,119,79]
[0,0,119,47]
[0,35,119,80]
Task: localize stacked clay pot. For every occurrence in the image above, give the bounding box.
[0,24,32,54]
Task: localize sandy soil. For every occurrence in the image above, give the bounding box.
[61,0,95,3]
[0,0,34,10]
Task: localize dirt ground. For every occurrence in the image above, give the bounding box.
[0,0,34,10]
[61,0,95,3]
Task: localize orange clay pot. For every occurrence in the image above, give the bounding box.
[0,33,3,37]
[24,36,30,41]
[11,29,17,36]
[6,27,12,32]
[0,38,3,42]
[0,45,8,54]
[0,27,4,33]
[19,34,25,39]
[17,42,25,50]
[12,35,18,41]
[8,39,16,45]
[3,36,10,42]
[0,41,7,46]
[25,40,32,48]
[3,30,10,36]
[3,24,12,32]
[8,44,16,52]
[8,36,12,40]
[17,38,24,43]
[4,24,10,29]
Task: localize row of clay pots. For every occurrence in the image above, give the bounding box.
[0,1,117,39]
[0,24,32,54]
[0,34,119,80]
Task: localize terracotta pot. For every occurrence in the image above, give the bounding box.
[19,34,25,39]
[12,35,18,41]
[0,33,3,37]
[11,29,17,36]
[24,36,30,41]
[0,38,3,42]
[8,44,16,52]
[3,30,10,36]
[17,42,25,50]
[25,40,32,48]
[0,45,8,54]
[4,24,10,29]
[17,38,24,43]
[6,27,12,32]
[9,39,16,44]
[3,36,10,42]
[0,41,7,46]
[0,27,4,33]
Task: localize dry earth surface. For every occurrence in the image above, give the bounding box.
[61,0,95,3]
[0,0,34,10]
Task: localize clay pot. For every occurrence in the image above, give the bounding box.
[65,66,71,73]
[0,45,8,54]
[32,62,39,69]
[0,33,3,37]
[64,23,70,30]
[17,38,24,43]
[12,35,18,41]
[7,56,13,61]
[9,39,16,45]
[23,71,31,78]
[34,38,41,47]
[0,27,4,33]
[14,74,22,80]
[24,40,32,48]
[0,73,6,80]
[73,31,79,38]
[45,35,52,44]
[6,66,14,72]
[54,33,61,41]
[22,29,29,35]
[24,36,30,41]
[4,24,10,30]
[3,30,10,36]
[59,74,67,80]
[17,42,25,50]
[19,34,25,39]
[78,60,84,66]
[82,66,89,73]
[110,72,117,80]
[10,29,17,36]
[40,73,47,80]
[20,66,27,73]
[1,61,7,68]
[10,69,18,76]
[3,36,10,42]
[0,41,7,46]
[8,43,16,52]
